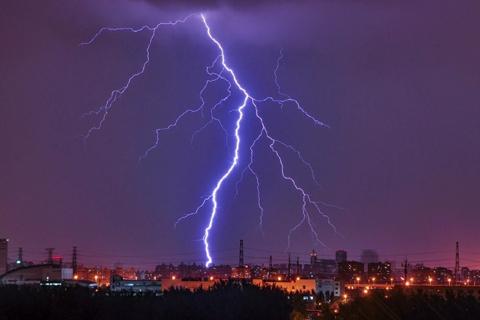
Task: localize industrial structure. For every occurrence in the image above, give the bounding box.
[0,239,8,275]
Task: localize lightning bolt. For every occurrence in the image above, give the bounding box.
[82,13,338,268]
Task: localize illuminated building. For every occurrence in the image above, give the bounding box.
[316,279,343,298]
[110,275,161,293]
[367,262,392,283]
[433,267,454,284]
[304,255,336,278]
[337,261,364,283]
[0,264,72,285]
[411,264,433,284]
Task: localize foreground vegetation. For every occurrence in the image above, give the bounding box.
[324,288,480,320]
[0,282,304,320]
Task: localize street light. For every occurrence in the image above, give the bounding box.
[428,277,433,286]
[447,278,452,286]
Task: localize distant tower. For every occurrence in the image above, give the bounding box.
[0,239,8,275]
[335,250,347,264]
[17,247,23,264]
[310,249,317,265]
[46,248,54,264]
[269,255,273,271]
[287,253,291,278]
[296,256,300,276]
[72,246,78,275]
[454,241,460,282]
[239,240,244,267]
[402,257,409,281]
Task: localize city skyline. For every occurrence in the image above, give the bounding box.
[1,238,476,272]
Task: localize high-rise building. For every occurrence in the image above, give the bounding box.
[335,250,347,264]
[337,260,364,283]
[0,239,8,275]
[367,261,392,283]
[360,249,379,266]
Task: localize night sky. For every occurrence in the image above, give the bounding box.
[1,0,480,269]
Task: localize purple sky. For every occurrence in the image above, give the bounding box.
[1,0,480,269]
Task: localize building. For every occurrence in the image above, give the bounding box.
[316,259,337,278]
[110,276,161,293]
[335,250,347,264]
[0,239,8,275]
[360,249,379,266]
[0,264,73,285]
[367,261,392,283]
[337,261,364,283]
[411,264,433,284]
[433,267,454,284]
[304,259,337,278]
[316,279,343,299]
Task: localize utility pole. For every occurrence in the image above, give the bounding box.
[269,255,273,271]
[287,253,291,279]
[310,249,317,265]
[72,246,78,275]
[296,256,300,277]
[46,248,54,264]
[455,241,460,283]
[402,257,409,282]
[17,247,23,264]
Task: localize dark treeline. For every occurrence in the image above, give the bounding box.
[0,282,302,320]
[327,288,480,320]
